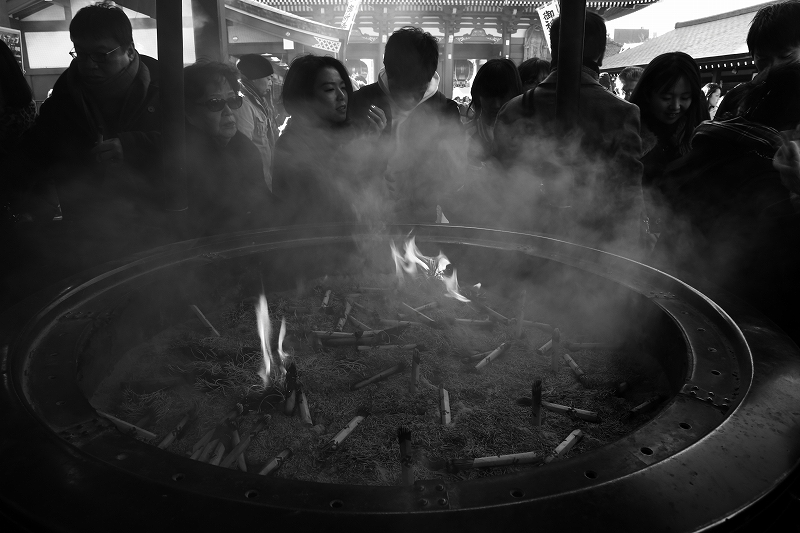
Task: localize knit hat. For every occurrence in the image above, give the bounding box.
[237,54,274,80]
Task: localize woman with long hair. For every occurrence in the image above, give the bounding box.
[466,59,522,164]
[628,52,709,239]
[702,82,722,119]
[272,54,385,224]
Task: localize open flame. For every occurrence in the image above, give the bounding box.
[390,236,470,302]
[255,295,289,388]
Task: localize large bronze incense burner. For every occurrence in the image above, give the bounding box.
[1,224,799,532]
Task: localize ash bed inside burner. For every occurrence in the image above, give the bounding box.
[81,238,673,485]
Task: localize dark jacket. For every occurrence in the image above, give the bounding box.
[21,55,162,226]
[349,82,461,223]
[185,124,277,237]
[271,119,359,225]
[494,66,644,248]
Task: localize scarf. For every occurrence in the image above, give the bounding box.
[691,116,782,158]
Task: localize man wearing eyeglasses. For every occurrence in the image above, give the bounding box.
[21,3,164,267]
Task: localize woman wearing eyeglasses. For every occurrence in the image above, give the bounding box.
[271,54,386,225]
[183,61,279,236]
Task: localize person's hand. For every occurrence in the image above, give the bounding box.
[366,105,387,136]
[774,129,800,195]
[90,138,124,163]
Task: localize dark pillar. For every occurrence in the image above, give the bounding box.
[555,0,586,133]
[157,1,187,214]
[191,0,228,62]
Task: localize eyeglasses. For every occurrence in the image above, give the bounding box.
[197,94,244,112]
[69,46,121,64]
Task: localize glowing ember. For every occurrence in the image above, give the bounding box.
[390,237,470,302]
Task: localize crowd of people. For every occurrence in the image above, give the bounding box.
[2,1,800,338]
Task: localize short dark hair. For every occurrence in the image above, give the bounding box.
[470,59,522,116]
[738,63,800,130]
[629,52,708,151]
[550,12,607,66]
[281,54,353,117]
[747,0,800,58]
[384,27,439,89]
[702,82,722,97]
[69,2,133,48]
[518,57,551,87]
[183,61,241,103]
[0,40,32,109]
[618,66,644,83]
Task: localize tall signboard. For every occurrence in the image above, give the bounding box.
[536,1,561,51]
[1,27,24,72]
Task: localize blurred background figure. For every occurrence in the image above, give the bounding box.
[234,54,280,191]
[272,54,385,225]
[615,66,643,101]
[629,52,708,241]
[465,58,522,165]
[183,61,277,236]
[598,72,614,93]
[517,57,550,93]
[702,82,723,120]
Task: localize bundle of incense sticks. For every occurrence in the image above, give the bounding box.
[454,318,494,328]
[475,342,510,372]
[190,404,243,454]
[379,319,424,328]
[541,401,600,422]
[258,448,292,476]
[320,408,370,454]
[562,353,589,387]
[448,451,543,473]
[531,379,542,426]
[350,361,406,390]
[336,301,352,331]
[398,427,414,485]
[296,384,313,425]
[320,289,333,313]
[208,432,232,466]
[189,305,221,337]
[194,422,228,462]
[220,414,271,468]
[409,351,421,394]
[461,349,492,364]
[625,395,663,419]
[96,410,157,440]
[158,408,196,449]
[229,421,247,471]
[544,429,583,463]
[439,385,451,425]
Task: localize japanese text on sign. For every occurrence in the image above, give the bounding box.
[536,1,560,52]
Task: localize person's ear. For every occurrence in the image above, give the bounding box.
[126,43,136,60]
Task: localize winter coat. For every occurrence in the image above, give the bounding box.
[185,123,277,237]
[21,54,163,227]
[349,82,462,223]
[494,66,644,248]
[231,81,279,191]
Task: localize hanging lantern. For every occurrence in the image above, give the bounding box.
[454,59,474,83]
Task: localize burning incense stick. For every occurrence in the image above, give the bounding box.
[209,432,232,466]
[336,301,352,332]
[448,451,543,472]
[191,404,243,453]
[413,302,439,312]
[350,361,407,390]
[531,379,542,426]
[158,408,196,449]
[320,290,333,314]
[516,290,526,339]
[461,349,493,364]
[380,319,424,327]
[258,448,292,476]
[454,318,494,328]
[322,409,370,453]
[409,350,421,394]
[401,302,437,326]
[565,342,618,352]
[96,410,157,440]
[544,429,583,463]
[439,384,451,425]
[296,383,313,426]
[358,344,418,352]
[220,414,271,468]
[229,423,247,472]
[562,353,589,387]
[398,426,414,485]
[348,315,372,331]
[541,401,600,422]
[625,395,664,419]
[474,342,510,372]
[471,302,510,325]
[189,305,221,337]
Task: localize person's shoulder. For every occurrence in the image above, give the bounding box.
[351,82,382,102]
[496,93,526,122]
[139,55,159,84]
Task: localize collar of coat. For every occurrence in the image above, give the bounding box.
[539,65,601,87]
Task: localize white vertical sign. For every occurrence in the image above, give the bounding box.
[536,0,561,51]
[340,0,361,31]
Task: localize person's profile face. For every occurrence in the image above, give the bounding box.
[250,76,271,98]
[306,67,348,125]
[615,77,638,101]
[388,78,429,111]
[708,89,721,107]
[753,46,800,72]
[648,76,692,126]
[71,36,134,83]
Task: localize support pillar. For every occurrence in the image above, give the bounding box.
[555,0,586,134]
[191,0,228,62]
[443,31,454,99]
[502,23,510,59]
